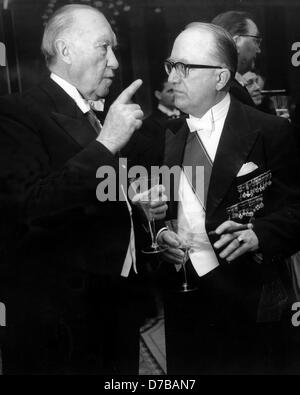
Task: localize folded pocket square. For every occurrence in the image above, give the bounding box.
[237,162,258,177]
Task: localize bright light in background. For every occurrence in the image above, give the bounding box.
[0,42,6,66]
[0,302,5,327]
[3,0,9,10]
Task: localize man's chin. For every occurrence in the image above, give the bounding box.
[175,96,186,110]
[94,87,109,99]
[95,80,113,98]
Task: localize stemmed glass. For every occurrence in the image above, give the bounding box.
[165,219,198,292]
[130,175,167,254]
[272,94,290,119]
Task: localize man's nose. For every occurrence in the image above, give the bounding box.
[168,68,180,84]
[107,47,119,69]
[254,81,260,91]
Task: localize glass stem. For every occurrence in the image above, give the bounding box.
[182,249,189,286]
[148,218,158,248]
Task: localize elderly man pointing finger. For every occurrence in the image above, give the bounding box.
[0,4,166,375]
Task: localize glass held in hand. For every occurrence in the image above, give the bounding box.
[165,220,198,292]
[130,175,167,254]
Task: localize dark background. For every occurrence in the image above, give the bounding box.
[0,0,299,116]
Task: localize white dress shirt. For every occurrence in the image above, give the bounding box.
[178,93,231,277]
[50,73,136,277]
[51,73,91,113]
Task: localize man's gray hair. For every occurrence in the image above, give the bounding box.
[41,4,100,68]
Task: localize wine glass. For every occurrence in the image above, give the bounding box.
[271,94,290,119]
[165,219,198,292]
[130,175,167,254]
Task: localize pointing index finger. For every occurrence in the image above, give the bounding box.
[115,79,143,104]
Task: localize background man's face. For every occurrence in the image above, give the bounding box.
[67,10,119,100]
[237,19,261,74]
[168,29,220,117]
[243,71,262,105]
[156,82,176,109]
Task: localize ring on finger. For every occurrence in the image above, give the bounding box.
[236,235,244,245]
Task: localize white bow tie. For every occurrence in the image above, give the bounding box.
[88,99,105,112]
[186,115,214,137]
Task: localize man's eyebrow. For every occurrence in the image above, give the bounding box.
[168,58,189,63]
[94,38,118,50]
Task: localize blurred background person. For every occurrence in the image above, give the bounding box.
[211,10,262,106]
[139,77,184,165]
[243,70,276,115]
[243,70,263,105]
[145,78,181,127]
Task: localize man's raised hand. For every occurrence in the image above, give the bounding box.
[98,79,144,153]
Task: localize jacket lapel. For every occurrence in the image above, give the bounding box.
[51,112,97,147]
[206,97,260,218]
[40,77,98,147]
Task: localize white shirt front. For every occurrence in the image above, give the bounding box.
[178,93,231,277]
[50,73,136,277]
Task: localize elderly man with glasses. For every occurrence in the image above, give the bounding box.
[157,23,300,374]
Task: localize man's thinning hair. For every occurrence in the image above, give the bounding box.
[41,4,100,68]
[211,10,253,37]
[185,22,238,78]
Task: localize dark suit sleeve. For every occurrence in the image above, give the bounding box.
[0,103,119,222]
[253,118,300,258]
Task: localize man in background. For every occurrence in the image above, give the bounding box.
[139,78,183,167]
[243,70,277,115]
[145,78,181,127]
[211,10,262,106]
[243,70,263,105]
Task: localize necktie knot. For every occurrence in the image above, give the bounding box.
[88,99,105,112]
[186,114,214,138]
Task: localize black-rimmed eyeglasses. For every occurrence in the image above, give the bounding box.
[164,59,223,79]
[239,34,262,47]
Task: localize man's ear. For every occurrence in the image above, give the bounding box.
[216,69,231,91]
[55,39,72,64]
[154,90,162,101]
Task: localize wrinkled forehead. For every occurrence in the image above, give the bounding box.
[71,9,117,45]
[171,28,216,63]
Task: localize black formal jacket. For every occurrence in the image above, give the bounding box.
[0,77,159,368]
[0,77,137,277]
[162,96,300,320]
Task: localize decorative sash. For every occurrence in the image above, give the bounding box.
[182,132,213,210]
